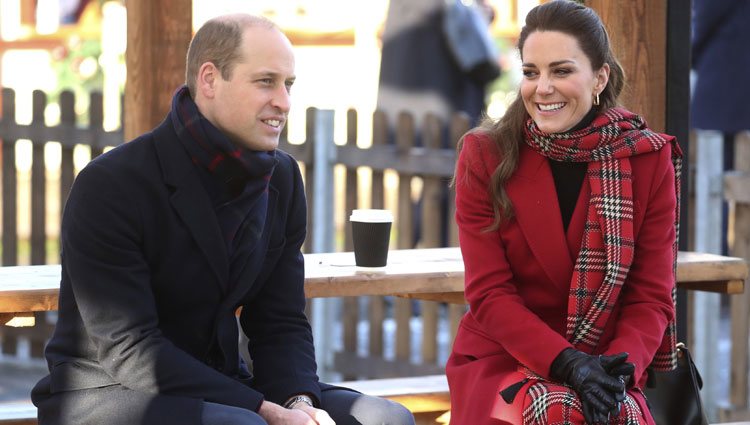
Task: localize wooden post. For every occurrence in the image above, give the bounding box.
[124,0,192,141]
[586,0,667,132]
[725,132,750,419]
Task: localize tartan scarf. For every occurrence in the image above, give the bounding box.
[524,107,682,372]
[169,85,277,249]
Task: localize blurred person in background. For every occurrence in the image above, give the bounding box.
[691,0,750,255]
[377,0,502,247]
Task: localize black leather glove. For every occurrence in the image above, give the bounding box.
[600,352,635,387]
[550,348,626,424]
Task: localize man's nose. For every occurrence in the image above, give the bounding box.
[272,86,291,112]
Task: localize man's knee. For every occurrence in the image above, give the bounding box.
[345,395,416,425]
[201,401,265,425]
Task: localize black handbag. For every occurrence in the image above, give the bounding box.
[643,343,709,425]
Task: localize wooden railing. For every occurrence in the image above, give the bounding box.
[0,87,467,379]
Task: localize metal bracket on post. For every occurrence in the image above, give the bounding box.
[310,109,337,381]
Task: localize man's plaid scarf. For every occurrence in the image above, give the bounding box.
[525,107,682,371]
[170,85,277,249]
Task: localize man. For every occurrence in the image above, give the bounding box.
[31,14,415,425]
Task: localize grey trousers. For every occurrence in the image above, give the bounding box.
[201,388,416,425]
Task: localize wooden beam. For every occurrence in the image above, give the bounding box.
[125,0,192,141]
[587,0,667,132]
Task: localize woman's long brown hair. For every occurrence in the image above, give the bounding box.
[455,0,626,230]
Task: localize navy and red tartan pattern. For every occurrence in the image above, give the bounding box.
[525,108,682,372]
[169,85,277,249]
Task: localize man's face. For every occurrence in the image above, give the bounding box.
[208,26,296,151]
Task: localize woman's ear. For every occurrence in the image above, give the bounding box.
[595,62,611,94]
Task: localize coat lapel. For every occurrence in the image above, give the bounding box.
[152,120,230,290]
[506,144,574,288]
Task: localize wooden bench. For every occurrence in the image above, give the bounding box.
[340,374,450,414]
[4,386,750,424]
[0,375,451,425]
[0,402,36,425]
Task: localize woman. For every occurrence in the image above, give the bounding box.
[446,1,682,424]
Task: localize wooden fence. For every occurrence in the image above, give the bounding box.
[0,87,469,379]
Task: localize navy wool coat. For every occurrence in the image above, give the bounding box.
[691,0,750,132]
[31,117,321,425]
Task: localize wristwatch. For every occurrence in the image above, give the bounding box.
[283,394,314,409]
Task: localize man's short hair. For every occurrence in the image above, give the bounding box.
[185,14,277,97]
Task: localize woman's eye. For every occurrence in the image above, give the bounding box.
[554,68,572,76]
[522,69,538,78]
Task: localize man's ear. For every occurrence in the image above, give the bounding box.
[196,62,219,99]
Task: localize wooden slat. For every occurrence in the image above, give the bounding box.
[724,171,750,204]
[341,109,359,379]
[396,112,416,251]
[59,91,76,218]
[2,89,18,266]
[394,112,417,366]
[0,121,123,148]
[368,110,388,366]
[334,144,456,177]
[447,113,470,248]
[420,114,443,366]
[369,296,385,359]
[89,92,104,159]
[30,91,47,265]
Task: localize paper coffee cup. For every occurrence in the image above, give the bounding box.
[349,209,393,267]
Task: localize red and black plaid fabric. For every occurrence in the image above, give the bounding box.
[169,85,277,249]
[524,107,681,370]
[520,380,646,424]
[515,108,682,423]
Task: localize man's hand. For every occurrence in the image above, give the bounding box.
[258,400,335,425]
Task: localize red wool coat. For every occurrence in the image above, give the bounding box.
[446,131,677,424]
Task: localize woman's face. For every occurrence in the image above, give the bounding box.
[520,30,609,133]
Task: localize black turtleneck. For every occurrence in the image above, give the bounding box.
[548,109,597,231]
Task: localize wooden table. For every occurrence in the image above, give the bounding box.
[1,248,747,324]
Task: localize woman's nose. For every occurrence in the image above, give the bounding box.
[536,75,554,94]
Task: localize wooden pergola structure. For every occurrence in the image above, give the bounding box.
[124,0,697,347]
[124,0,690,141]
